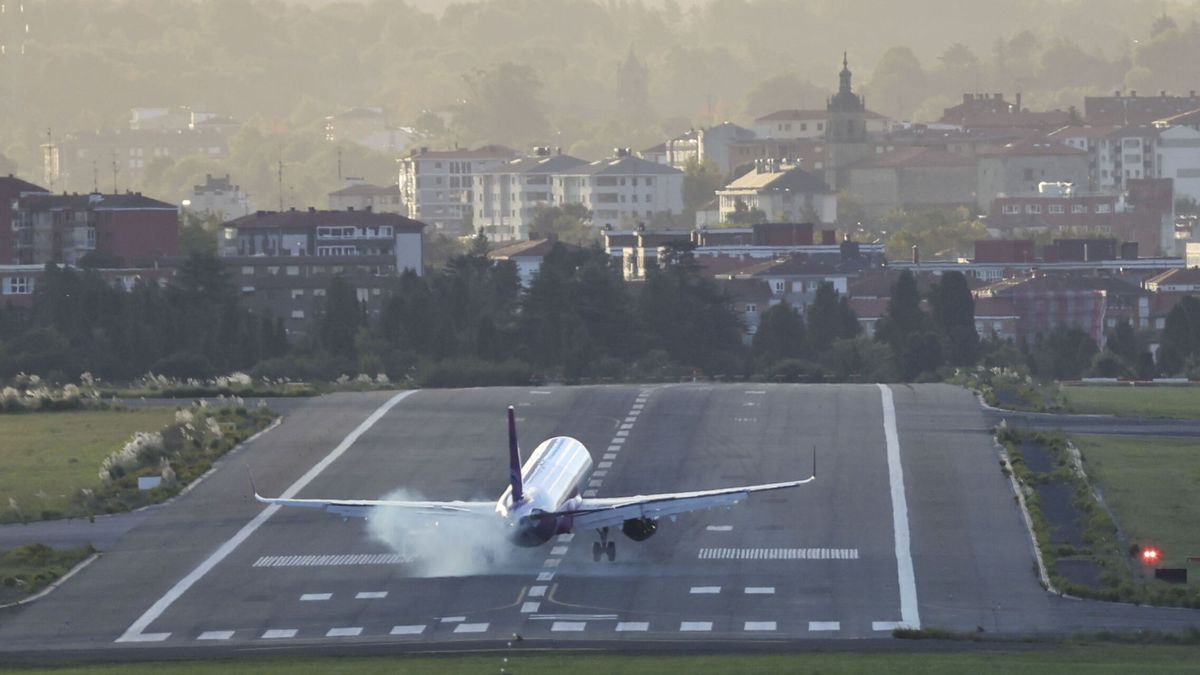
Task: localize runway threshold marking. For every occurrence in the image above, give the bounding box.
[744,621,776,631]
[390,625,426,635]
[197,630,234,640]
[809,621,840,631]
[697,547,859,560]
[878,384,921,631]
[114,391,418,644]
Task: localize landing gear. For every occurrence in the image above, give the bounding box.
[593,527,616,562]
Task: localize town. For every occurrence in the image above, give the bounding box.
[3,52,1200,384]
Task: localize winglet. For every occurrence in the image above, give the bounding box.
[247,465,268,504]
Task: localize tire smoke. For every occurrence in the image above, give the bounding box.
[365,489,516,577]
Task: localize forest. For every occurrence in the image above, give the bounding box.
[0,0,1199,208]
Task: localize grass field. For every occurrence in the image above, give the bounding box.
[0,408,177,520]
[0,544,93,605]
[4,645,1200,674]
[1063,385,1200,419]
[1075,435,1200,572]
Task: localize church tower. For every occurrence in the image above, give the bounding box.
[825,53,871,189]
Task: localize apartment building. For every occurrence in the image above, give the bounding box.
[328,180,403,214]
[217,208,425,339]
[397,145,518,235]
[13,191,178,265]
[557,150,685,229]
[716,160,836,224]
[471,150,587,242]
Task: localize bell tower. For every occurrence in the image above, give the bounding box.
[825,53,871,188]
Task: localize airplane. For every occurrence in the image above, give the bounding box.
[255,406,815,562]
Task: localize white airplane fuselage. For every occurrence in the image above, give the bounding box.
[495,436,592,546]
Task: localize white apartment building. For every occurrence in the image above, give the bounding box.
[557,150,685,229]
[187,174,249,220]
[1050,124,1160,190]
[716,160,837,224]
[397,145,517,235]
[472,150,587,242]
[328,179,404,214]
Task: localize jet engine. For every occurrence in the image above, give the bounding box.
[513,513,558,547]
[621,517,657,541]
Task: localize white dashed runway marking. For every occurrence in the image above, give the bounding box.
[809,621,841,631]
[390,625,426,635]
[528,585,548,597]
[744,621,776,631]
[355,591,387,599]
[521,602,540,613]
[440,616,466,623]
[261,629,297,639]
[454,623,489,633]
[698,547,859,560]
[616,621,649,632]
[680,621,713,632]
[326,627,362,637]
[197,630,234,641]
[254,553,413,568]
[690,586,721,594]
[551,621,587,632]
[744,587,775,594]
[706,525,733,532]
[300,593,331,601]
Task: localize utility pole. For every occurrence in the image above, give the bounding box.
[92,160,98,193]
[277,156,284,211]
[337,145,343,183]
[111,150,118,193]
[45,128,54,189]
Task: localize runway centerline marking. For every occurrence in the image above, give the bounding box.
[690,586,721,594]
[115,390,418,643]
[744,621,776,631]
[744,587,775,594]
[680,621,713,632]
[326,627,363,637]
[706,525,733,532]
[551,621,587,632]
[390,625,426,635]
[261,629,297,639]
[878,383,921,630]
[355,591,387,599]
[300,593,332,601]
[197,630,234,640]
[809,621,840,631]
[454,623,489,633]
[616,621,649,632]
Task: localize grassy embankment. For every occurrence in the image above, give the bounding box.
[1076,434,1200,576]
[4,645,1200,674]
[0,408,177,520]
[0,544,94,605]
[1063,385,1200,419]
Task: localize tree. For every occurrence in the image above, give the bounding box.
[454,62,549,147]
[742,73,828,117]
[875,270,924,353]
[807,282,859,353]
[1159,296,1200,374]
[753,301,807,363]
[725,199,767,225]
[1105,319,1137,364]
[928,271,978,366]
[1031,326,1098,380]
[867,46,926,119]
[529,204,595,244]
[682,157,724,219]
[319,276,363,357]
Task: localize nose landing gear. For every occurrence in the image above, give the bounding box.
[592,527,616,562]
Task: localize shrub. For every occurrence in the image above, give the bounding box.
[417,358,534,388]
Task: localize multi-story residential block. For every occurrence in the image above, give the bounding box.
[1152,109,1200,203]
[217,208,425,339]
[187,174,250,220]
[13,191,178,265]
[0,263,173,309]
[324,107,415,154]
[43,127,232,194]
[938,93,1074,134]
[1085,90,1200,126]
[557,150,685,229]
[975,137,1089,211]
[472,150,588,242]
[697,121,756,174]
[397,145,518,235]
[328,180,403,214]
[716,160,836,225]
[0,175,49,264]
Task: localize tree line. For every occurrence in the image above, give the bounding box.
[3,251,1198,386]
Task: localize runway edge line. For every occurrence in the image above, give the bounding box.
[114,390,418,643]
[877,383,921,630]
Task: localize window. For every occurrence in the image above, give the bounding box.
[2,277,33,294]
[286,266,300,276]
[1049,204,1064,214]
[291,310,305,319]
[356,288,370,303]
[1026,204,1042,214]
[1072,204,1086,214]
[746,304,757,313]
[291,289,305,299]
[313,288,326,297]
[241,266,254,275]
[1095,204,1112,213]
[773,281,784,293]
[800,123,807,131]
[1002,204,1020,215]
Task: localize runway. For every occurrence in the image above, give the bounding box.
[1,384,1197,659]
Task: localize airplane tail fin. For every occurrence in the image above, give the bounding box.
[508,406,524,505]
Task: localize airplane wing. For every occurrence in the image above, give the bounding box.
[254,493,496,520]
[555,474,814,532]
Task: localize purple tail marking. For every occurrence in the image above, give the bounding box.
[508,406,524,505]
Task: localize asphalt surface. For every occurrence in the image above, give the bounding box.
[0,384,1197,662]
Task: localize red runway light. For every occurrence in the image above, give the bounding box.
[1141,546,1162,565]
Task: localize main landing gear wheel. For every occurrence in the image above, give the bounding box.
[594,526,616,562]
